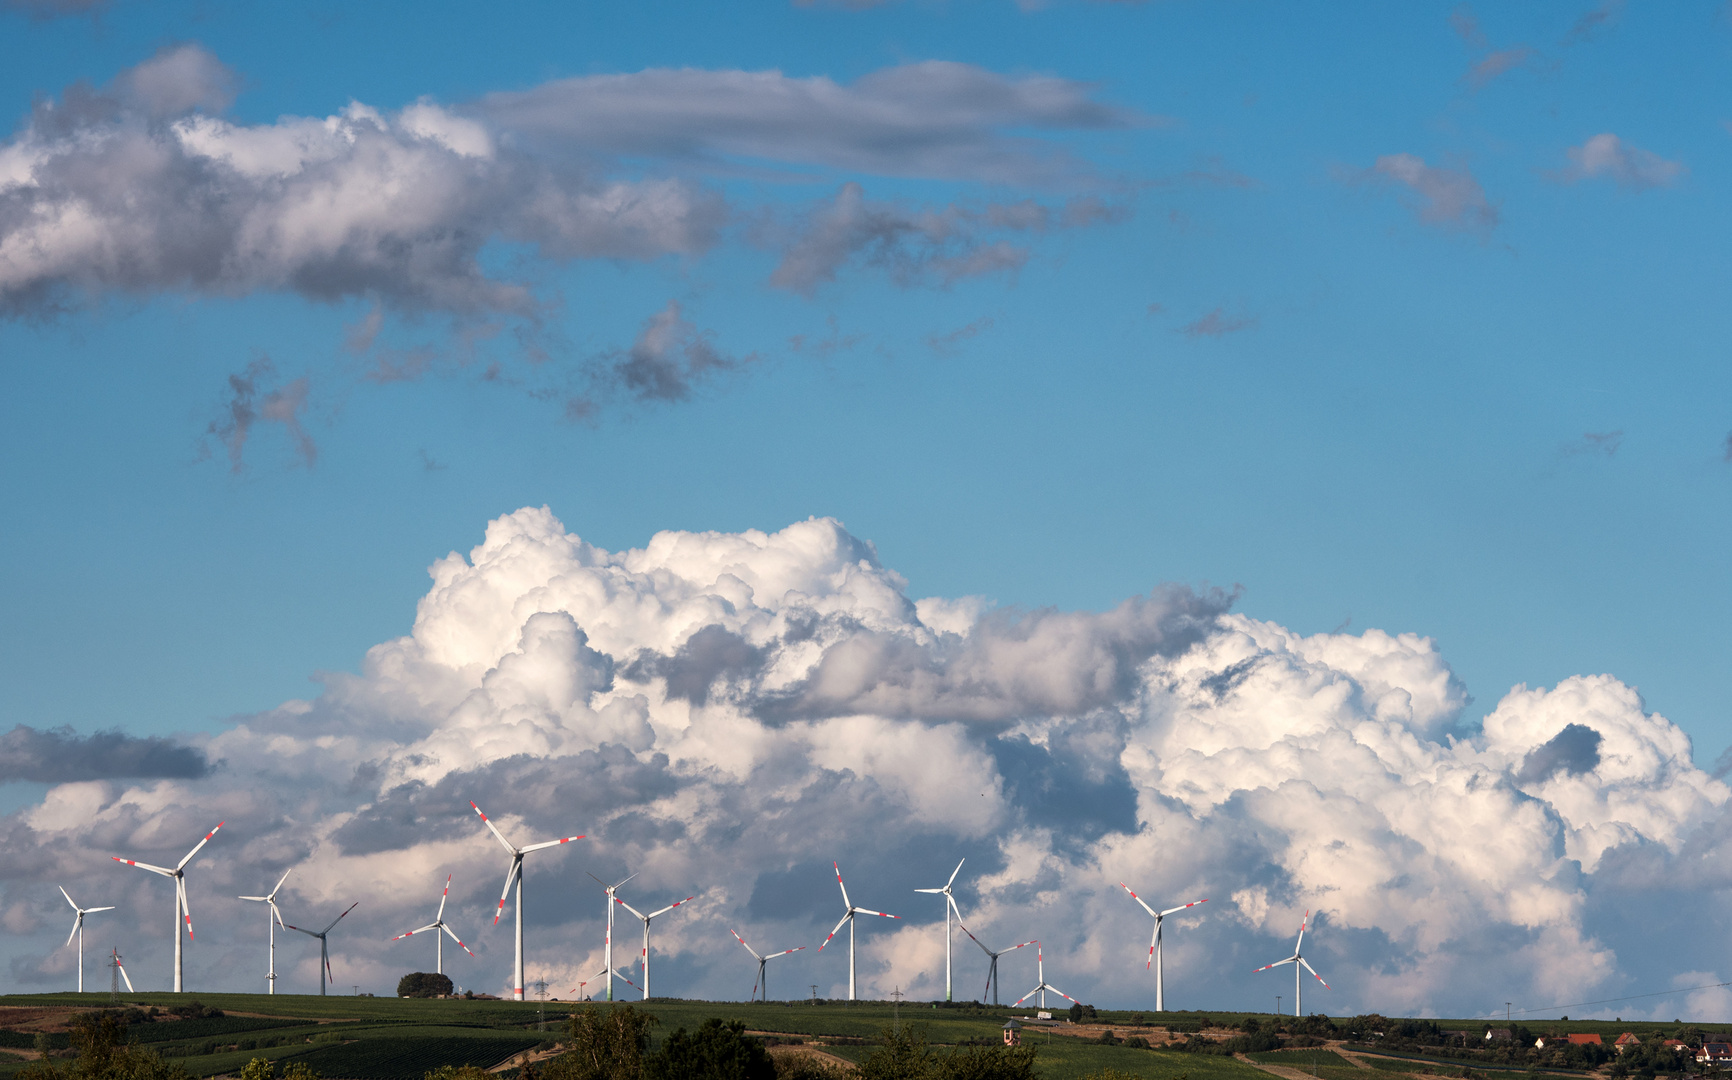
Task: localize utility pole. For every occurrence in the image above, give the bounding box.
[1506,1003,1512,1025]
[811,985,819,1005]
[1277,996,1282,1016]
[891,987,904,1035]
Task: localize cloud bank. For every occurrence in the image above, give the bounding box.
[3,508,1726,1017]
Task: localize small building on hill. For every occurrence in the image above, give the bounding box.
[1615,1033,1641,1053]
[1568,1034,1602,1046]
[1697,1042,1732,1067]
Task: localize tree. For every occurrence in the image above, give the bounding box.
[398,973,455,998]
[858,1026,934,1080]
[931,1044,1038,1080]
[643,1019,773,1080]
[21,1014,193,1080]
[542,1006,657,1080]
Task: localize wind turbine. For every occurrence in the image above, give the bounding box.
[284,903,358,996]
[391,874,475,975]
[238,869,292,995]
[915,859,965,1002]
[471,801,585,1002]
[1118,883,1208,1012]
[816,862,899,1001]
[587,872,637,1001]
[1011,942,1076,1011]
[957,923,1034,1006]
[111,820,223,992]
[1252,910,1329,1016]
[614,890,694,1000]
[58,887,114,993]
[729,930,804,1003]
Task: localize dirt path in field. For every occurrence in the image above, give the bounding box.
[765,1044,858,1072]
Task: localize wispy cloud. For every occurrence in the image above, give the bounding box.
[1179,307,1256,337]
[1563,430,1623,457]
[925,317,995,356]
[1562,0,1624,46]
[762,184,1124,295]
[1365,154,1500,235]
[568,301,753,419]
[1555,134,1684,191]
[202,356,315,471]
[1451,6,1534,88]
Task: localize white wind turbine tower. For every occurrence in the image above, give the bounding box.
[914,859,965,1002]
[391,874,475,975]
[1252,909,1329,1016]
[111,820,223,992]
[816,862,899,1002]
[471,800,586,1002]
[957,923,1034,1006]
[58,887,114,994]
[237,869,292,994]
[1118,883,1208,1012]
[588,872,637,1002]
[284,902,358,996]
[614,890,694,1000]
[1011,942,1076,1011]
[729,930,804,1003]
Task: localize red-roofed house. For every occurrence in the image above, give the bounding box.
[1698,1042,1732,1067]
[1568,1034,1602,1047]
[1614,1033,1641,1053]
[1663,1040,1688,1054]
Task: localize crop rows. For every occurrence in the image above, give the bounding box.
[290,1035,542,1079]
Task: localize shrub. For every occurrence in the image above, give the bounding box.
[541,1005,656,1080]
[643,1019,773,1080]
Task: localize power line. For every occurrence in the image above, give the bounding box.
[1506,981,1732,1017]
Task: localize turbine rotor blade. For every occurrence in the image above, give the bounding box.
[1118,882,1159,918]
[1147,923,1160,970]
[1159,898,1210,918]
[1296,909,1309,952]
[947,859,965,888]
[816,911,851,951]
[767,947,805,959]
[730,929,762,960]
[1300,956,1330,988]
[616,898,647,921]
[178,878,195,942]
[1047,984,1078,1003]
[1252,957,1297,974]
[440,924,475,956]
[855,908,898,919]
[322,902,359,934]
[175,822,225,871]
[269,868,292,898]
[66,916,80,948]
[495,856,521,925]
[437,875,451,921]
[519,835,585,854]
[833,862,850,909]
[112,857,174,877]
[59,886,78,911]
[86,906,114,914]
[647,897,694,920]
[470,801,518,854]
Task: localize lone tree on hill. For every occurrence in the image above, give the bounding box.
[398,972,455,998]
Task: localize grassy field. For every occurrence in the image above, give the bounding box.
[0,993,1282,1080]
[5,992,1720,1080]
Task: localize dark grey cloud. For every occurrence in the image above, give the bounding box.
[1516,723,1603,785]
[331,748,676,857]
[991,718,1139,847]
[0,724,208,784]
[756,585,1232,724]
[572,302,755,418]
[624,625,766,707]
[477,61,1150,186]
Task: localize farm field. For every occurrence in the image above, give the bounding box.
[4,993,1729,1080]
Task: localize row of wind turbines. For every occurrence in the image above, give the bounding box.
[62,808,1330,1015]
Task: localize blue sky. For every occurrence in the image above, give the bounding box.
[4,0,1732,1015]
